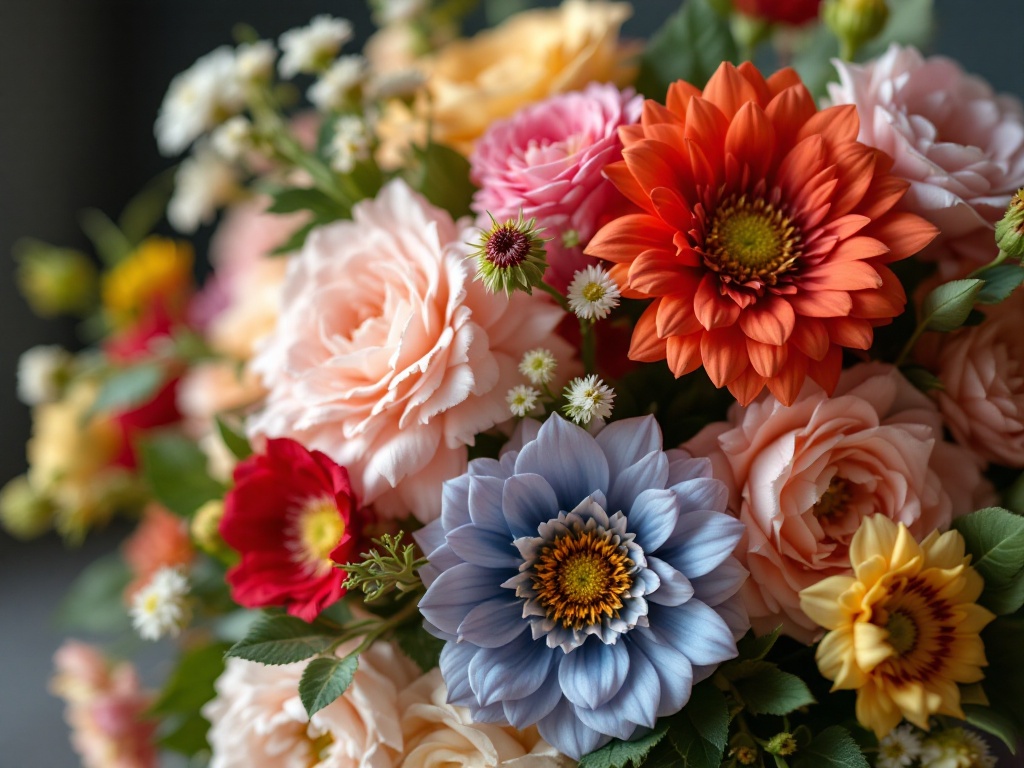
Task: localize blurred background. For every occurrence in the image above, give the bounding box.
[0,1,1021,765]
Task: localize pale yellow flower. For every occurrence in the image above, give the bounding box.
[799,516,995,737]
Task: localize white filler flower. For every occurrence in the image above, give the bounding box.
[506,385,541,417]
[328,115,371,173]
[278,15,353,78]
[17,345,71,406]
[167,143,240,233]
[130,567,191,641]
[563,374,615,425]
[519,348,557,386]
[308,55,367,112]
[567,264,620,321]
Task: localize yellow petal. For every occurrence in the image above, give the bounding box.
[851,515,898,572]
[856,683,902,738]
[921,528,966,570]
[890,524,924,573]
[889,683,939,730]
[853,621,894,673]
[800,576,857,630]
[956,602,996,636]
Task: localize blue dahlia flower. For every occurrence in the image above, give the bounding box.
[416,415,749,758]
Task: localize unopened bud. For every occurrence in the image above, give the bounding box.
[824,0,889,59]
[15,240,98,317]
[765,732,798,756]
[0,475,54,539]
[472,213,549,296]
[996,189,1024,259]
[191,499,235,562]
[733,746,758,765]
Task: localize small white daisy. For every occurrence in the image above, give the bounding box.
[507,385,541,417]
[155,46,246,156]
[278,15,353,78]
[328,116,371,173]
[130,567,191,641]
[878,725,923,768]
[563,374,615,425]
[17,345,71,406]
[234,40,276,84]
[519,348,557,386]
[210,115,252,161]
[567,265,621,321]
[308,55,367,112]
[167,143,240,233]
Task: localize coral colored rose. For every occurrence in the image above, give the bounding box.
[470,83,643,291]
[587,62,937,406]
[50,641,158,768]
[220,437,363,621]
[828,45,1024,279]
[203,642,419,768]
[122,504,193,600]
[734,0,821,25]
[917,289,1024,468]
[376,0,639,160]
[685,363,991,642]
[247,180,576,522]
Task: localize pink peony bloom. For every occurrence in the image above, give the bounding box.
[470,83,643,291]
[247,180,576,522]
[50,641,158,768]
[917,288,1024,468]
[684,363,992,642]
[203,642,419,768]
[828,45,1024,279]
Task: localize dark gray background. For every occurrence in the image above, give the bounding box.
[1,1,1021,766]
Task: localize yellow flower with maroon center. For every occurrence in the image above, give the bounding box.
[799,515,995,736]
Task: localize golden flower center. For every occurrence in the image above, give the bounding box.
[307,730,334,767]
[812,478,852,521]
[296,499,345,568]
[582,282,607,303]
[885,610,918,657]
[705,195,802,285]
[873,575,955,684]
[532,530,633,630]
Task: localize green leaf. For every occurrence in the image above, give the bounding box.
[158,713,212,757]
[963,704,1020,754]
[79,207,133,265]
[215,415,253,461]
[727,660,816,716]
[794,726,869,768]
[89,363,165,416]
[266,187,348,218]
[403,143,477,220]
[53,554,131,634]
[636,0,738,102]
[300,654,359,717]
[736,626,782,661]
[394,623,445,673]
[270,219,320,256]
[900,365,945,393]
[952,507,1024,614]
[226,613,339,665]
[139,432,225,517]
[683,682,729,753]
[975,264,1024,305]
[920,279,985,332]
[644,717,720,768]
[578,723,669,768]
[151,642,231,717]
[980,618,1024,737]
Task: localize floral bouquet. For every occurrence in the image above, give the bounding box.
[8,0,1024,766]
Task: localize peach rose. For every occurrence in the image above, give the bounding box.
[918,289,1024,468]
[376,0,639,161]
[246,180,576,522]
[684,363,992,642]
[203,643,418,768]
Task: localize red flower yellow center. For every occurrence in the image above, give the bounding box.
[295,499,345,571]
[704,195,803,286]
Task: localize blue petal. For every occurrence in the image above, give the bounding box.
[670,476,729,515]
[468,475,511,535]
[650,600,738,667]
[607,450,669,514]
[503,667,564,729]
[440,641,478,707]
[574,645,659,736]
[515,416,609,512]
[458,596,528,647]
[501,418,542,456]
[468,632,557,707]
[537,698,610,760]
[440,474,472,532]
[557,639,630,710]
[419,563,507,634]
[645,557,694,606]
[415,539,460,589]
[629,630,694,718]
[690,558,748,607]
[660,510,744,579]
[446,523,519,569]
[628,488,679,552]
[502,472,560,539]
[596,416,663,478]
[665,451,713,485]
[472,701,509,723]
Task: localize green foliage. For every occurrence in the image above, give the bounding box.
[963,704,1020,753]
[215,415,253,461]
[266,187,349,218]
[577,723,670,768]
[975,264,1024,305]
[118,169,175,247]
[920,279,986,332]
[89,363,165,416]
[139,432,225,517]
[226,613,340,665]
[978,618,1024,749]
[900,365,945,394]
[951,507,1024,615]
[342,532,427,602]
[151,642,231,758]
[736,627,782,662]
[793,726,870,768]
[403,142,477,220]
[79,207,133,265]
[270,220,320,256]
[636,0,738,102]
[54,554,131,634]
[725,660,816,716]
[394,622,445,673]
[299,654,359,717]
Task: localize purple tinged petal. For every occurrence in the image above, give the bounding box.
[502,473,560,539]
[440,641,478,707]
[446,523,519,569]
[661,510,744,579]
[458,596,528,647]
[645,557,694,606]
[557,639,631,710]
[574,646,659,736]
[690,557,748,607]
[468,475,511,535]
[607,451,670,514]
[501,418,542,457]
[671,476,729,515]
[468,633,557,707]
[440,474,473,532]
[471,701,509,723]
[502,668,564,729]
[650,600,738,667]
[596,415,663,478]
[629,631,694,718]
[419,562,507,634]
[537,698,611,760]
[515,416,609,511]
[665,450,713,485]
[628,488,679,552]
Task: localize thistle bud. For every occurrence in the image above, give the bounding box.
[0,475,55,539]
[995,189,1024,259]
[824,0,890,60]
[14,240,98,317]
[471,213,549,296]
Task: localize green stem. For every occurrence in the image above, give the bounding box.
[580,320,597,375]
[895,319,928,368]
[534,280,570,311]
[967,249,1010,278]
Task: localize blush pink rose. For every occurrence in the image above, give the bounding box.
[469,83,643,291]
[917,288,1024,468]
[247,180,576,522]
[828,45,1024,280]
[684,362,992,642]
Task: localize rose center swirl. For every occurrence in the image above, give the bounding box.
[812,477,852,521]
[704,194,803,285]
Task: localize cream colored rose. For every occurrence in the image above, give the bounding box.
[377,0,639,161]
[400,669,572,768]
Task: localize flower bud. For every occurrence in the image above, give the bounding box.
[996,189,1024,259]
[14,241,98,317]
[472,213,549,296]
[0,475,55,539]
[765,732,798,756]
[191,499,235,562]
[823,0,889,60]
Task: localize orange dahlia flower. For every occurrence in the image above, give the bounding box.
[586,62,937,405]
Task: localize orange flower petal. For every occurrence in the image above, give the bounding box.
[738,296,796,345]
[666,333,703,377]
[694,273,741,329]
[629,304,668,362]
[703,62,763,120]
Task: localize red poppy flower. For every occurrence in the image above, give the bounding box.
[220,438,363,621]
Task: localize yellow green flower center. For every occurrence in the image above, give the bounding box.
[297,499,345,569]
[581,282,607,303]
[532,530,633,630]
[874,575,956,684]
[308,730,334,766]
[885,610,918,656]
[813,478,852,521]
[705,195,802,285]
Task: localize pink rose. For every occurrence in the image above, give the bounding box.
[470,83,643,291]
[684,363,991,642]
[828,45,1024,279]
[918,289,1024,468]
[247,180,576,522]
